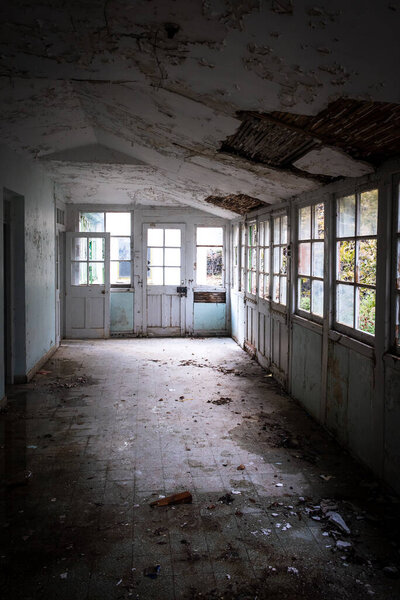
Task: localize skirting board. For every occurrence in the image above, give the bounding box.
[14,344,58,384]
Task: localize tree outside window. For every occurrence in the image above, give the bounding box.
[297,203,324,317]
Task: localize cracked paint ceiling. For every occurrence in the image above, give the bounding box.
[0,0,399,216]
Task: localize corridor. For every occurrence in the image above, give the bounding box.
[1,338,399,599]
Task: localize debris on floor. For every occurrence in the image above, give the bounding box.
[143,565,161,579]
[150,491,192,506]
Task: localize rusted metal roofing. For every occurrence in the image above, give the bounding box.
[204,193,266,215]
[221,99,400,171]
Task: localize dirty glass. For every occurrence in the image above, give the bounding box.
[273,276,280,303]
[299,205,311,240]
[165,229,181,247]
[273,217,280,244]
[88,262,104,285]
[110,261,130,285]
[263,274,269,299]
[106,212,131,236]
[337,284,354,327]
[358,190,378,236]
[280,277,287,304]
[312,242,324,278]
[79,212,104,232]
[148,228,163,247]
[337,195,355,238]
[71,262,87,285]
[71,237,87,261]
[281,216,287,244]
[313,203,325,239]
[357,240,377,285]
[356,287,375,334]
[337,241,355,282]
[298,243,310,276]
[312,280,323,316]
[89,238,104,261]
[111,237,130,261]
[298,278,311,312]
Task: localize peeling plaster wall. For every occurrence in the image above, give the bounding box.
[0,144,56,386]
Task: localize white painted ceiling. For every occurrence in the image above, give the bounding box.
[0,0,399,217]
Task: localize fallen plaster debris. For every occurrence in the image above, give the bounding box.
[326,511,351,535]
[150,491,192,507]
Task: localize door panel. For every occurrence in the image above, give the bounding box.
[144,224,186,337]
[66,232,110,338]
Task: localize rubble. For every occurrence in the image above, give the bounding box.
[150,491,192,507]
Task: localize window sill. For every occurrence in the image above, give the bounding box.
[292,313,323,335]
[328,329,375,359]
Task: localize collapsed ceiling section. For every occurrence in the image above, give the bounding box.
[205,193,267,215]
[0,1,399,216]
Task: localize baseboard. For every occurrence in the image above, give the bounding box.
[0,395,7,409]
[24,344,58,383]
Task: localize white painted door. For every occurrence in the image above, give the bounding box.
[144,224,186,336]
[66,232,110,338]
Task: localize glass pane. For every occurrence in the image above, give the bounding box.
[148,229,163,247]
[356,287,375,335]
[106,212,131,236]
[357,239,377,285]
[147,247,163,266]
[337,284,354,327]
[273,247,280,274]
[264,275,269,299]
[312,242,324,278]
[251,271,257,295]
[71,237,87,261]
[273,217,280,244]
[313,203,324,239]
[165,267,181,285]
[265,221,270,246]
[258,274,263,298]
[79,212,104,232]
[273,276,280,303]
[299,206,311,240]
[337,240,355,282]
[298,277,311,312]
[280,248,287,275]
[397,239,400,290]
[197,227,222,246]
[298,242,310,276]
[248,271,252,294]
[89,238,105,261]
[110,261,130,285]
[259,248,264,272]
[312,280,323,316]
[251,224,257,246]
[337,195,355,238]
[165,248,181,266]
[251,248,256,270]
[197,247,223,286]
[280,276,287,305]
[71,262,87,285]
[359,190,378,236]
[111,237,131,261]
[165,229,181,247]
[281,216,287,244]
[265,248,270,274]
[88,262,104,285]
[148,267,163,285]
[259,222,264,247]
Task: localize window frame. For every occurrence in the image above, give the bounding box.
[246,220,257,297]
[231,223,240,291]
[258,218,271,301]
[296,201,325,323]
[271,212,288,308]
[195,226,224,289]
[333,187,379,344]
[391,175,400,353]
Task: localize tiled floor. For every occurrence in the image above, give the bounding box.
[1,338,399,599]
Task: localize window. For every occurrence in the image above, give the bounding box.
[258,220,270,300]
[79,212,131,286]
[272,215,288,305]
[232,224,239,290]
[240,224,245,291]
[335,190,378,336]
[247,222,257,294]
[147,227,181,285]
[71,236,105,285]
[297,203,324,317]
[196,227,223,286]
[394,184,400,348]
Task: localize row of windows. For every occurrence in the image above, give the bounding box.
[232,186,400,349]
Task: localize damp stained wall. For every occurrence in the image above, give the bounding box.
[0,145,56,387]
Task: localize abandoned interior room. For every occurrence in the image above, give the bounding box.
[1,0,400,598]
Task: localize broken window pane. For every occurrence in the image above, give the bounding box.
[165,267,181,285]
[313,203,324,239]
[165,229,181,247]
[89,238,105,261]
[337,284,354,327]
[356,287,375,334]
[71,262,87,285]
[148,266,163,285]
[357,240,377,285]
[72,237,87,261]
[359,190,378,236]
[337,195,355,238]
[312,242,324,278]
[298,242,310,275]
[110,261,130,285]
[148,229,163,247]
[312,280,323,316]
[88,262,104,285]
[165,248,181,267]
[106,212,131,236]
[111,237,131,261]
[79,212,104,232]
[298,277,311,312]
[299,205,311,240]
[337,240,355,282]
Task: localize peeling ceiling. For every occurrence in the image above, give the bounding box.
[0,1,399,217]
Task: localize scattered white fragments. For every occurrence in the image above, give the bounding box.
[326,511,350,535]
[287,566,299,575]
[336,540,352,550]
[60,573,68,579]
[275,483,283,487]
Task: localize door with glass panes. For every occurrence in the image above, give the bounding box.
[66,232,110,338]
[144,224,186,336]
